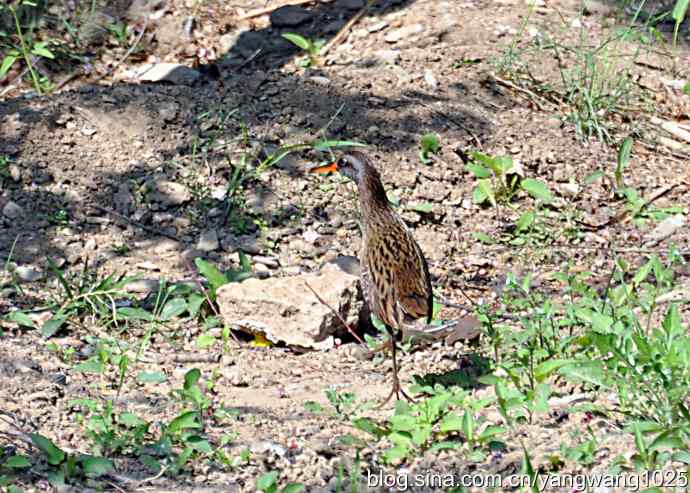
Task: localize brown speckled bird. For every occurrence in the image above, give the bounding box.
[310,151,433,404]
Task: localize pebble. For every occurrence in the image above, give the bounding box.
[15,265,44,282]
[2,201,23,219]
[384,24,424,43]
[424,69,438,89]
[148,179,191,206]
[368,20,389,33]
[197,229,220,252]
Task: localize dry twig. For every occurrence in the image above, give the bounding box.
[321,0,376,56]
[304,280,367,347]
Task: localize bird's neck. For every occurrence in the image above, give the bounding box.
[357,175,396,227]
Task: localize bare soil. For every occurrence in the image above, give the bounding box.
[1,0,689,491]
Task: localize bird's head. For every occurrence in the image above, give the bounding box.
[308,151,375,185]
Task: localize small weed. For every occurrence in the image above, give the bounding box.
[257,470,305,493]
[282,32,324,68]
[418,133,440,164]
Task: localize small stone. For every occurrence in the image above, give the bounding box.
[558,183,580,197]
[374,49,401,65]
[15,265,44,282]
[384,24,424,43]
[237,235,261,255]
[197,229,220,252]
[8,164,21,182]
[270,5,313,27]
[368,20,389,33]
[424,69,438,89]
[124,63,201,85]
[158,101,179,123]
[253,255,280,268]
[309,76,331,86]
[644,214,686,246]
[148,179,191,206]
[125,279,159,294]
[2,201,23,219]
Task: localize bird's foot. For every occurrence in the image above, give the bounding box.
[375,376,415,409]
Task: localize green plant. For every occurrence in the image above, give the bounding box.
[350,386,504,464]
[418,133,440,164]
[257,470,305,493]
[0,1,55,94]
[282,32,324,68]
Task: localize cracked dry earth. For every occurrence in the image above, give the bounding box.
[1,0,690,491]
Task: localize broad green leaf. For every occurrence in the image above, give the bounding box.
[521,178,552,203]
[73,358,104,374]
[389,414,416,432]
[439,413,464,432]
[117,307,154,321]
[42,313,67,338]
[79,456,113,477]
[478,425,507,441]
[5,311,35,329]
[119,412,146,427]
[32,42,54,59]
[185,436,213,454]
[584,170,604,184]
[196,333,216,349]
[184,368,201,389]
[534,359,576,382]
[159,297,187,321]
[558,361,607,387]
[257,471,279,492]
[473,232,495,244]
[420,133,440,153]
[465,163,491,178]
[515,211,535,232]
[137,371,166,383]
[3,455,30,468]
[30,434,65,465]
[186,292,205,318]
[591,312,613,332]
[662,304,681,335]
[352,417,386,438]
[683,82,690,95]
[477,179,496,207]
[382,444,410,463]
[282,32,310,50]
[168,411,201,433]
[195,258,229,291]
[0,54,18,78]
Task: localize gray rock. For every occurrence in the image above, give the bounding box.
[15,265,43,282]
[2,201,23,219]
[113,183,134,216]
[8,164,21,182]
[368,20,389,33]
[217,263,361,350]
[644,214,685,246]
[125,279,159,294]
[148,179,191,206]
[237,235,262,255]
[158,101,179,123]
[424,69,438,89]
[384,24,424,43]
[124,63,201,85]
[336,0,365,9]
[270,5,313,27]
[197,229,219,252]
[374,49,401,65]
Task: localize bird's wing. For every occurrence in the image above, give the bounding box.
[393,231,433,324]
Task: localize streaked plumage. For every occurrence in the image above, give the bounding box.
[310,151,433,403]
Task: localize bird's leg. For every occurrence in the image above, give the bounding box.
[376,327,415,408]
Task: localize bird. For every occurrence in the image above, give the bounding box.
[309,151,433,405]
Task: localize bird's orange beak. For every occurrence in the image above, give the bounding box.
[308,162,338,174]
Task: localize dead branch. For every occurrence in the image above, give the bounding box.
[304,280,367,347]
[321,0,376,56]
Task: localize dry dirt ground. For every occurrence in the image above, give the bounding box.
[1,0,690,491]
